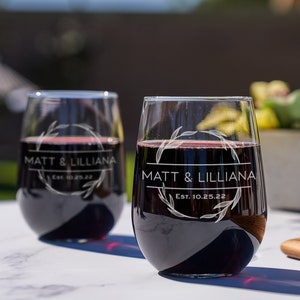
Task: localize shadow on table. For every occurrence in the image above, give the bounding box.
[160,267,300,295]
[40,234,144,259]
[40,236,300,295]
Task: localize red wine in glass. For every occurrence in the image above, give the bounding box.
[132,140,266,277]
[18,136,126,240]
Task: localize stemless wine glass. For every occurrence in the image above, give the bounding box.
[132,96,267,278]
[17,90,126,241]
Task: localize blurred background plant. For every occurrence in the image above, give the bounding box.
[196,80,299,139]
[250,80,300,129]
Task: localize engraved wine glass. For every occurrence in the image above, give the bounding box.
[132,96,267,278]
[17,90,126,241]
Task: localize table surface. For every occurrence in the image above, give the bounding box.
[0,201,299,300]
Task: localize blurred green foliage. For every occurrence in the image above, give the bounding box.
[125,152,135,202]
[0,161,17,200]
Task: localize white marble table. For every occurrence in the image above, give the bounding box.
[0,201,299,300]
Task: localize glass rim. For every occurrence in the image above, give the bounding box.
[28,90,118,99]
[144,96,252,102]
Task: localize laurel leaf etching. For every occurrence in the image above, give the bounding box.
[82,170,106,198]
[156,126,197,164]
[35,122,106,198]
[156,128,244,222]
[158,183,198,219]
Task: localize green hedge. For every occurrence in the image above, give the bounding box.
[0,161,17,200]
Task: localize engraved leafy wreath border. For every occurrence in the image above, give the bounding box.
[156,126,243,223]
[36,121,106,198]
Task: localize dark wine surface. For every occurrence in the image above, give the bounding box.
[17,136,126,240]
[132,140,267,276]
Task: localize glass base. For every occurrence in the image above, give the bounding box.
[159,271,233,279]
